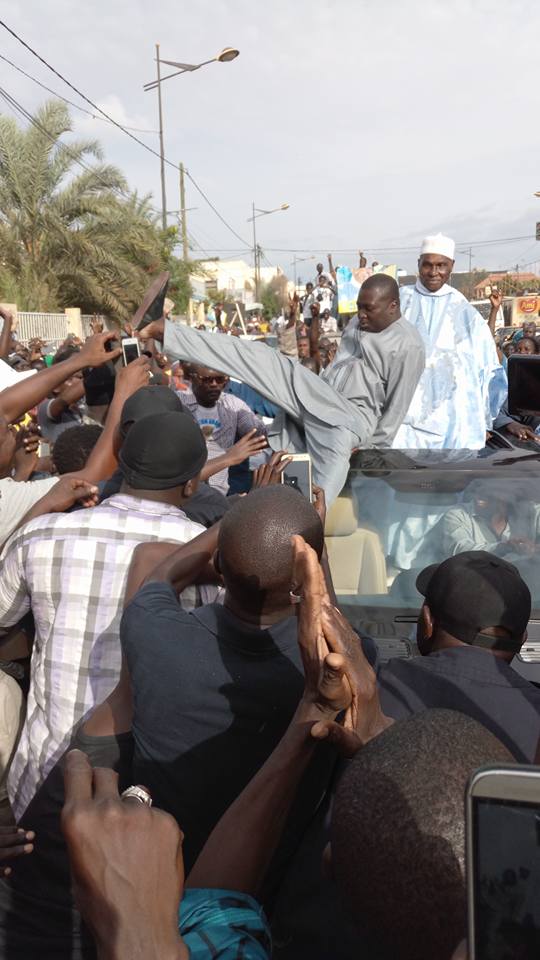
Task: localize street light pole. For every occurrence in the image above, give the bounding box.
[156,43,167,231]
[146,45,240,234]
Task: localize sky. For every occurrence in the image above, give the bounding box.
[1,0,540,279]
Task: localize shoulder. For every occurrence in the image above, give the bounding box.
[0,476,57,520]
[221,392,251,413]
[122,580,196,634]
[393,317,425,350]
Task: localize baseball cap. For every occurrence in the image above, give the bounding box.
[416,551,531,652]
[119,411,207,490]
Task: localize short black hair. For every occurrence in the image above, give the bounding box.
[52,345,80,365]
[331,709,513,960]
[52,424,103,474]
[218,486,324,612]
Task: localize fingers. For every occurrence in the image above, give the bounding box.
[92,767,120,801]
[63,749,93,804]
[319,652,352,713]
[310,720,363,758]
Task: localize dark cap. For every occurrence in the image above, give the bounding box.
[120,386,185,440]
[416,551,531,652]
[119,411,207,490]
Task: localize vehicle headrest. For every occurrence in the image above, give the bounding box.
[325,497,357,537]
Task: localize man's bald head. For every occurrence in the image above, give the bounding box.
[218,486,324,616]
[357,275,401,333]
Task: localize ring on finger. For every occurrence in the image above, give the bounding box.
[121,785,153,806]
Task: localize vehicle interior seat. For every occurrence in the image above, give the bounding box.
[325,496,388,595]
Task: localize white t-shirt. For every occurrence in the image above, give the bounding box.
[0,476,57,547]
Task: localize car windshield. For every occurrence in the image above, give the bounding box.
[325,449,540,615]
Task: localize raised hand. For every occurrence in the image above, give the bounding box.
[79,332,122,367]
[113,355,152,400]
[137,319,165,343]
[227,429,268,466]
[489,290,503,311]
[292,536,392,754]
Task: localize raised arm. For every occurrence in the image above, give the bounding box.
[0,333,122,424]
[327,253,337,282]
[187,537,390,894]
[0,308,13,360]
[308,302,322,371]
[487,290,503,338]
[68,356,150,483]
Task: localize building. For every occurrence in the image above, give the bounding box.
[473,273,539,298]
[194,258,285,305]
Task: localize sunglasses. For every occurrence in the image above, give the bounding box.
[195,375,228,386]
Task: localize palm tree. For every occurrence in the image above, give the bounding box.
[0,99,167,322]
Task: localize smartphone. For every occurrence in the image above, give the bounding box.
[508,355,540,417]
[122,338,140,365]
[280,453,313,500]
[485,285,492,297]
[466,764,540,960]
[38,440,50,458]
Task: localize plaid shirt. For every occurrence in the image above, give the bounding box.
[180,889,270,959]
[0,494,214,818]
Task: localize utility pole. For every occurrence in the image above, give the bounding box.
[179,162,188,260]
[251,201,259,300]
[293,254,297,287]
[156,43,167,231]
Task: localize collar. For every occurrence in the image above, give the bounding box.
[101,493,188,519]
[415,279,453,298]
[191,603,298,655]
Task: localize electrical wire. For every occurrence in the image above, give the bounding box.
[0,52,159,133]
[0,19,250,246]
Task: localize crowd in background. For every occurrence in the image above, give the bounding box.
[0,231,537,960]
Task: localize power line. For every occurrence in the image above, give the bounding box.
[0,19,250,246]
[184,169,249,246]
[0,52,159,133]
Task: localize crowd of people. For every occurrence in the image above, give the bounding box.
[0,229,537,959]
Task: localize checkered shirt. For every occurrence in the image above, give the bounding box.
[0,494,213,818]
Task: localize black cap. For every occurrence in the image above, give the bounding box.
[119,411,207,490]
[416,551,531,652]
[120,386,186,440]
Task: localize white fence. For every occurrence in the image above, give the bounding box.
[16,311,108,350]
[17,312,68,349]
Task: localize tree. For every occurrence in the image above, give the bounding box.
[0,99,169,322]
[260,274,288,319]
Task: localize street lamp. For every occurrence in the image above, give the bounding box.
[247,203,290,300]
[144,46,240,230]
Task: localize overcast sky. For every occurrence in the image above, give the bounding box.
[2,0,540,278]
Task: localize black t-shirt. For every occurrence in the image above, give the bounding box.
[100,467,232,528]
[379,647,540,763]
[121,582,333,871]
[0,729,133,959]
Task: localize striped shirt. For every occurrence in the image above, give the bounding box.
[0,494,214,818]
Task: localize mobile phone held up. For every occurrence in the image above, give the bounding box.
[280,453,313,501]
[466,764,540,960]
[122,338,140,365]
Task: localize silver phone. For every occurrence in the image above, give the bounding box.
[466,764,540,959]
[280,453,313,501]
[122,337,140,365]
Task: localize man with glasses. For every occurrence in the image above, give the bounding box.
[182,364,267,494]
